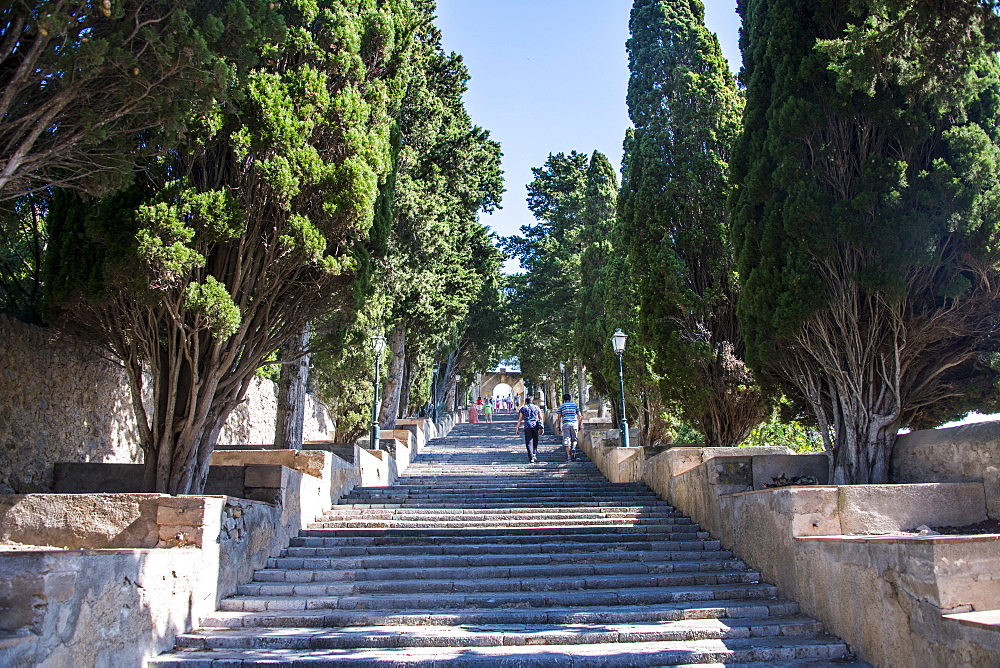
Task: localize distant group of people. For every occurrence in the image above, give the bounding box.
[467,393,521,424]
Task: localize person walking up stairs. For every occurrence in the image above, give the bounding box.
[151,414,857,666]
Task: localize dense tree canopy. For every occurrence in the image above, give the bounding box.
[619,0,764,448]
[0,0,268,201]
[732,0,1000,483]
[45,0,417,493]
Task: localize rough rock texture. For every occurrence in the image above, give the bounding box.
[0,315,334,493]
[893,422,1000,519]
[641,445,1000,668]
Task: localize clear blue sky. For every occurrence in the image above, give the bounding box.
[434,0,742,248]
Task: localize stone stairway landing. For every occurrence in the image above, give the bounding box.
[150,416,855,666]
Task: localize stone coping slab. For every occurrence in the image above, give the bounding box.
[211,450,328,478]
[797,534,1000,544]
[724,486,840,497]
[942,610,1000,631]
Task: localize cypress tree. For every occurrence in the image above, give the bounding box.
[619,0,764,448]
[45,0,417,494]
[732,0,1000,483]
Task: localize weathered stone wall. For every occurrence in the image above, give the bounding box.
[0,315,333,493]
[641,445,1000,668]
[893,421,1000,519]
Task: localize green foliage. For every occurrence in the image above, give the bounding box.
[505,151,589,376]
[311,2,506,425]
[183,277,240,337]
[731,0,1000,482]
[43,0,417,494]
[740,399,824,453]
[0,0,272,201]
[619,0,764,448]
[573,151,619,405]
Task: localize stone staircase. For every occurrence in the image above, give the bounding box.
[150,417,855,666]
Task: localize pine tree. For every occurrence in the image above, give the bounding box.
[619,0,764,448]
[732,0,1000,483]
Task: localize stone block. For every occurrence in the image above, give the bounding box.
[838,482,987,534]
[243,489,282,505]
[244,465,287,490]
[752,454,830,490]
[212,450,328,479]
[156,499,207,527]
[52,463,144,493]
[157,524,202,547]
[711,457,752,487]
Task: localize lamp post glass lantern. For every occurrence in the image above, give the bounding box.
[371,335,387,449]
[611,329,629,448]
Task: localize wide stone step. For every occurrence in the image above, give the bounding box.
[236,570,763,597]
[218,583,782,612]
[252,559,752,584]
[173,617,826,650]
[290,528,704,546]
[334,501,681,511]
[325,508,681,518]
[339,493,667,503]
[268,549,739,571]
[274,539,722,561]
[198,598,803,629]
[283,535,713,554]
[310,519,699,530]
[148,635,849,665]
[290,529,717,544]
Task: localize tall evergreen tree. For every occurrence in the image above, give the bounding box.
[732,0,1000,483]
[619,0,764,448]
[505,151,589,379]
[45,0,416,494]
[374,2,503,426]
[573,150,618,413]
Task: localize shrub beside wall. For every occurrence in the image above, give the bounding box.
[0,315,333,492]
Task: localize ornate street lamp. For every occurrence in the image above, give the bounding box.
[432,363,440,423]
[611,329,629,448]
[540,373,548,409]
[370,334,387,449]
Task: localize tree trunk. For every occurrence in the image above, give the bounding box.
[442,349,459,411]
[576,361,588,407]
[274,322,310,449]
[379,324,405,430]
[398,355,414,419]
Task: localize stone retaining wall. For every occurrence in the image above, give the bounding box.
[0,314,334,493]
[893,421,1000,518]
[636,444,1000,667]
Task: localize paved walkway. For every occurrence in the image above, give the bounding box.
[152,414,857,666]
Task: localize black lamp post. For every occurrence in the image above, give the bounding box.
[431,363,440,423]
[611,329,629,448]
[370,334,387,449]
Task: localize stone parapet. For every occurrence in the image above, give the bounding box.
[640,444,1000,667]
[893,421,1000,519]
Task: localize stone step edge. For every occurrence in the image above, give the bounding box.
[173,616,826,649]
[198,599,803,628]
[150,635,849,665]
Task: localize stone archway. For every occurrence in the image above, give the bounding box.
[477,370,525,405]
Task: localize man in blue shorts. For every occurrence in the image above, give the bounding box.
[556,393,583,461]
